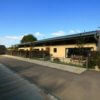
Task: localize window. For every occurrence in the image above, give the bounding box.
[66,48,91,58]
[54,48,57,53]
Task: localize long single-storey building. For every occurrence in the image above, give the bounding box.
[17,30,100,63]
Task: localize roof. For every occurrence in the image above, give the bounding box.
[18,30,100,46]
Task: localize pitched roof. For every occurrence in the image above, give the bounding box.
[19,30,100,46]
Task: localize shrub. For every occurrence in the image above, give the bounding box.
[88,51,100,68]
[53,58,60,63]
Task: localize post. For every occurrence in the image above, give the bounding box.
[86,57,89,70]
[29,44,32,58]
[42,44,45,60]
[95,31,100,51]
[97,33,100,51]
[86,52,91,70]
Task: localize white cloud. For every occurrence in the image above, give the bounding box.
[34,32,42,37]
[0,37,19,47]
[33,32,47,40]
[5,35,23,40]
[51,30,81,37]
[34,32,45,38]
[68,30,81,34]
[51,30,65,37]
[0,35,23,47]
[0,32,46,47]
[0,29,81,47]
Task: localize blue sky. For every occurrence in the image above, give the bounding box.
[0,0,100,47]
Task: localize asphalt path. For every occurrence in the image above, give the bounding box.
[0,63,45,100]
[0,56,100,100]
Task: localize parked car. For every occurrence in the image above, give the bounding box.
[0,45,6,54]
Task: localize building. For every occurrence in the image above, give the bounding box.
[17,30,100,63]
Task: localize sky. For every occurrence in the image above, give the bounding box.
[0,0,100,47]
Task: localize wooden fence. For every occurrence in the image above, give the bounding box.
[7,50,50,60]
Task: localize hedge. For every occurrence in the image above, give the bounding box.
[88,51,100,68]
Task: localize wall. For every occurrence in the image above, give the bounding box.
[18,47,31,51]
[18,43,97,58]
[50,43,97,58]
[33,46,47,51]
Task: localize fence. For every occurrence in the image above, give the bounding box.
[6,49,100,69]
[88,51,100,68]
[7,50,50,59]
[7,49,88,68]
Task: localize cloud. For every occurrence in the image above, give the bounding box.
[32,32,47,40]
[68,30,81,34]
[0,32,46,47]
[0,29,81,47]
[0,37,19,47]
[5,35,23,40]
[34,32,45,39]
[51,30,81,37]
[34,32,42,37]
[0,35,23,47]
[51,30,65,37]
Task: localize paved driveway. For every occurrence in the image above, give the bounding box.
[0,56,100,100]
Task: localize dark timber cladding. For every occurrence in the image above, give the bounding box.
[18,30,100,47]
